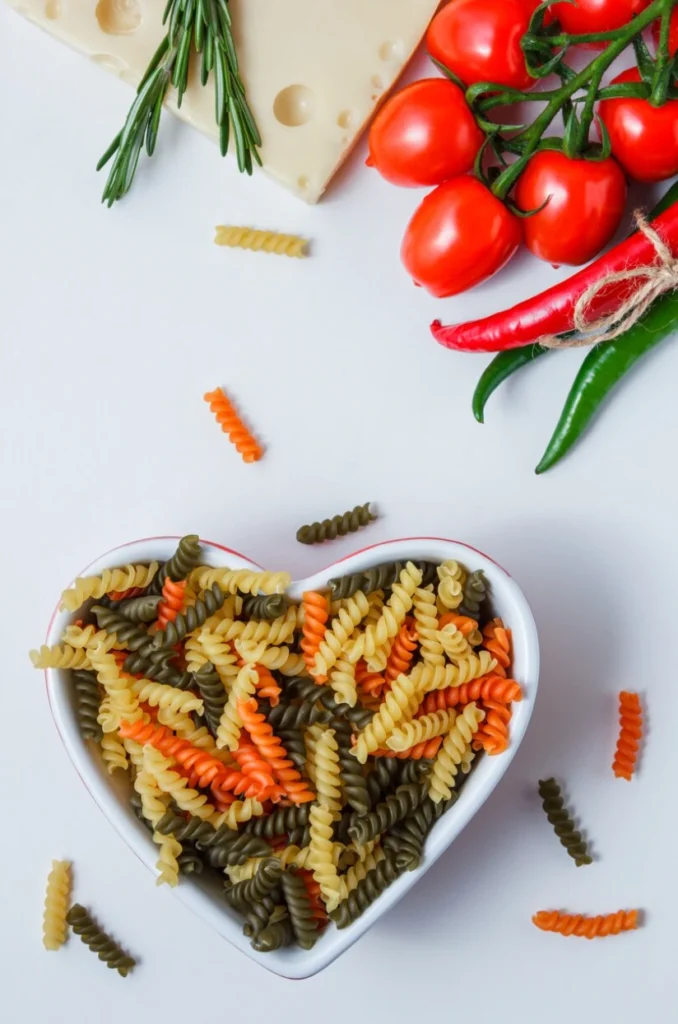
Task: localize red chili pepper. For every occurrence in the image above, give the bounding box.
[430,202,678,352]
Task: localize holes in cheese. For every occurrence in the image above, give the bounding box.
[95,0,142,36]
[273,85,316,128]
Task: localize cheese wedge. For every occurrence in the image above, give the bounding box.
[7,0,440,202]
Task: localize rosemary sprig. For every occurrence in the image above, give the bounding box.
[97,0,261,206]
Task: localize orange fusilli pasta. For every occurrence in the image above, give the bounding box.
[533,909,639,938]
[301,592,329,674]
[204,387,263,463]
[613,691,643,781]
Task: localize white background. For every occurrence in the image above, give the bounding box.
[2,6,676,1021]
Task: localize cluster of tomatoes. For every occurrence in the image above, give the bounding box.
[367,0,678,298]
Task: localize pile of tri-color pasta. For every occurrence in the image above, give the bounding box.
[32,535,522,957]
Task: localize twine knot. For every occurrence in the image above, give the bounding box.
[539,211,678,348]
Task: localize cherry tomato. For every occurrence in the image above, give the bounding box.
[401,177,523,297]
[426,0,534,91]
[651,8,678,55]
[550,0,651,47]
[598,67,678,182]
[515,150,627,266]
[366,79,484,188]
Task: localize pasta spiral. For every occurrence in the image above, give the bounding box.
[386,709,457,752]
[156,811,270,867]
[307,727,341,814]
[309,802,343,910]
[129,678,203,717]
[156,578,186,630]
[327,559,438,601]
[349,782,428,846]
[225,858,284,909]
[352,672,422,764]
[66,905,136,976]
[412,585,444,667]
[244,804,311,841]
[204,387,263,463]
[114,594,162,623]
[89,646,141,730]
[329,658,359,708]
[346,563,423,665]
[100,733,128,774]
[481,618,512,671]
[336,846,386,902]
[196,631,239,681]
[459,570,487,618]
[296,502,376,545]
[216,665,258,750]
[532,909,638,938]
[241,593,290,620]
[383,797,447,871]
[421,674,522,713]
[538,778,592,867]
[410,651,496,692]
[154,833,182,888]
[384,618,418,683]
[613,690,642,781]
[238,698,315,804]
[235,640,292,670]
[333,722,371,815]
[195,567,288,598]
[428,704,484,803]
[436,560,465,611]
[62,624,120,651]
[312,591,371,680]
[71,669,103,741]
[143,744,215,820]
[473,698,512,755]
[149,535,202,594]
[30,644,91,670]
[439,612,482,646]
[60,562,159,612]
[193,663,228,737]
[436,622,473,661]
[43,860,71,950]
[145,583,226,650]
[330,853,404,929]
[214,225,308,258]
[280,867,320,949]
[301,591,329,672]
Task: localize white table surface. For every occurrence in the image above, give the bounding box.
[2,6,676,1020]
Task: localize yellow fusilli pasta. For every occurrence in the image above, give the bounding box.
[346,563,423,665]
[216,664,258,750]
[191,567,291,596]
[43,860,71,950]
[210,798,264,830]
[100,733,128,774]
[309,728,342,814]
[412,585,444,667]
[143,745,215,820]
[214,225,308,258]
[234,640,292,670]
[62,623,120,651]
[60,562,159,612]
[195,631,239,681]
[436,560,466,611]
[129,679,204,717]
[329,657,358,707]
[352,672,423,763]
[410,651,496,692]
[89,646,141,729]
[311,591,371,678]
[336,845,386,904]
[309,802,343,909]
[436,622,473,661]
[386,708,457,752]
[30,644,91,670]
[428,704,485,803]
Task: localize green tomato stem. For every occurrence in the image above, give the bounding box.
[491,0,673,199]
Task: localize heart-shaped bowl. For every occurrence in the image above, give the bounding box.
[44,535,539,979]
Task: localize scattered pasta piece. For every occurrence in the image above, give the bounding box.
[66,904,136,975]
[533,909,639,939]
[296,503,376,545]
[613,690,643,781]
[204,387,263,463]
[538,778,592,867]
[214,225,308,258]
[43,860,71,951]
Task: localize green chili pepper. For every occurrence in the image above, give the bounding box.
[472,345,550,423]
[535,290,678,473]
[471,179,678,424]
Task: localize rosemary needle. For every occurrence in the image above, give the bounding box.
[98,0,261,206]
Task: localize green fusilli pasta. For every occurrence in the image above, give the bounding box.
[225,858,283,909]
[538,778,592,867]
[149,535,201,594]
[193,663,228,737]
[280,867,320,949]
[296,502,376,545]
[66,904,136,976]
[327,559,438,600]
[329,853,404,929]
[71,669,103,741]
[459,570,488,618]
[114,594,162,623]
[241,593,291,620]
[348,782,428,845]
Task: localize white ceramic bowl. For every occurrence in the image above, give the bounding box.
[44,535,539,979]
